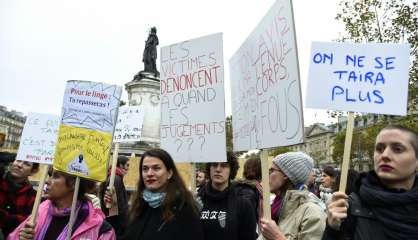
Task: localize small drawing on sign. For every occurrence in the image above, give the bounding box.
[67,153,89,175]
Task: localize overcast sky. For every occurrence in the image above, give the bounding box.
[0,0,344,126]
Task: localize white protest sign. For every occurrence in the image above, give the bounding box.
[113,106,145,143]
[305,42,410,116]
[61,80,122,133]
[160,33,226,162]
[16,113,60,164]
[230,0,304,151]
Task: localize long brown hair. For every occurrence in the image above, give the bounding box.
[129,148,198,223]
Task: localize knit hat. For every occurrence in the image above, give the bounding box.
[272,152,314,186]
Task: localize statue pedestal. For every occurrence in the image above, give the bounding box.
[118,73,160,156]
[134,71,160,80]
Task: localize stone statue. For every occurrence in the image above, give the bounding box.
[142,27,159,76]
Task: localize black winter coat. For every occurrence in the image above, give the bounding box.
[197,182,258,240]
[322,172,418,240]
[322,192,387,240]
[101,173,128,235]
[119,200,204,240]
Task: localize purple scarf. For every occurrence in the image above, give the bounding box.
[271,195,282,222]
[36,201,83,240]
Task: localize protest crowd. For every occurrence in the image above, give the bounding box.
[0,124,417,240]
[2,1,417,239]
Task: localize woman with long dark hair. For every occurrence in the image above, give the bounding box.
[319,166,339,205]
[110,148,203,240]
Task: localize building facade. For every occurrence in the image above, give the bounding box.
[288,123,335,167]
[0,105,26,152]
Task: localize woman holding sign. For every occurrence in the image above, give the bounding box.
[8,170,115,240]
[113,148,203,240]
[323,125,418,240]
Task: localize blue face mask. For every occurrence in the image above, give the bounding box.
[143,189,167,208]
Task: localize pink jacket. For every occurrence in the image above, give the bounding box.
[7,200,115,240]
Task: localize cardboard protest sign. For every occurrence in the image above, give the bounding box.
[55,125,112,179]
[305,42,410,116]
[160,33,226,162]
[60,81,121,133]
[113,106,145,143]
[54,80,121,181]
[230,0,304,151]
[16,113,59,164]
[16,113,59,226]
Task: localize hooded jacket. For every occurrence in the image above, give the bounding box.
[197,182,258,240]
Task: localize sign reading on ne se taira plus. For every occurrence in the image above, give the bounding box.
[113,106,145,143]
[16,113,60,165]
[160,33,226,163]
[305,42,410,116]
[230,0,304,152]
[54,80,122,182]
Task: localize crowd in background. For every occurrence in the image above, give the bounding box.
[1,124,417,240]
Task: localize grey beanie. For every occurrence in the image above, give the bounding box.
[272,152,314,186]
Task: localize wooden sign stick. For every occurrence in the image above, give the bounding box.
[66,176,80,240]
[260,149,271,219]
[190,162,196,192]
[338,112,355,193]
[106,142,120,208]
[28,164,49,226]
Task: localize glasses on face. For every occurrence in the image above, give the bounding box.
[268,167,282,175]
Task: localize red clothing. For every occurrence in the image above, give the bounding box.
[107,167,124,177]
[0,172,36,237]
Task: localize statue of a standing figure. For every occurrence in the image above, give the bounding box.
[142,27,159,76]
